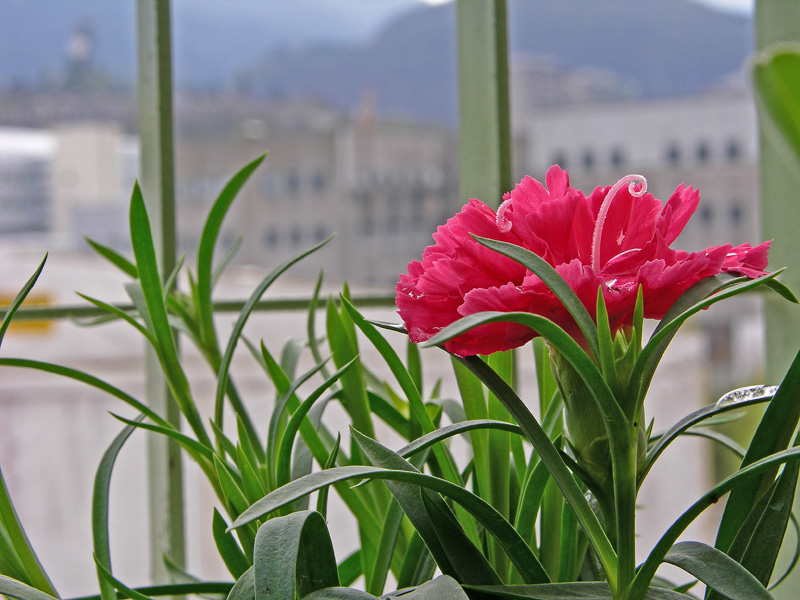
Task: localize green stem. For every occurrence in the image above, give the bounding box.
[611,432,639,595]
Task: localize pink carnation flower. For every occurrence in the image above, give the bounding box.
[396,166,770,356]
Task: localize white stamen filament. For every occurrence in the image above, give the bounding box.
[496,197,513,232]
[591,174,647,273]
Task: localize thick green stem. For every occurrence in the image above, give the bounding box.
[611,434,639,595]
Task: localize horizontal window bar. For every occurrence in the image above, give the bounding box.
[1,293,397,322]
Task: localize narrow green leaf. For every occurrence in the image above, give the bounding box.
[276,359,356,487]
[457,355,617,588]
[354,430,504,586]
[76,293,155,345]
[65,581,233,600]
[252,511,339,600]
[109,413,212,463]
[640,389,774,486]
[595,288,616,384]
[213,236,332,441]
[716,343,800,552]
[212,509,250,579]
[0,359,167,427]
[473,236,600,361]
[84,237,137,278]
[236,444,266,503]
[161,253,185,301]
[316,434,341,519]
[397,420,524,459]
[632,272,784,405]
[196,154,266,352]
[326,299,374,438]
[397,532,436,589]
[0,255,47,349]
[212,236,243,289]
[465,582,695,599]
[214,456,250,517]
[306,270,331,379]
[631,446,800,599]
[94,559,155,600]
[717,459,799,593]
[0,462,57,597]
[129,182,210,447]
[337,551,363,588]
[662,541,771,600]
[0,575,60,600]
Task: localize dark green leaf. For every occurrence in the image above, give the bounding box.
[303,588,376,600]
[715,459,798,593]
[226,567,254,600]
[663,541,772,600]
[354,430,503,586]
[465,582,694,599]
[384,575,470,599]
[252,511,339,600]
[397,419,524,459]
[716,344,800,552]
[212,509,250,579]
[457,355,617,582]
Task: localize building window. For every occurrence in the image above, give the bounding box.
[552,153,567,170]
[287,170,300,194]
[696,141,710,164]
[610,147,625,168]
[312,170,326,191]
[730,202,744,227]
[700,204,713,226]
[290,226,302,246]
[666,144,680,167]
[582,149,595,171]
[263,229,278,248]
[726,140,741,163]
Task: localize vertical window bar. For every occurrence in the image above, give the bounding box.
[136,0,185,581]
[457,0,513,206]
[756,2,800,597]
[756,3,800,380]
[456,0,513,579]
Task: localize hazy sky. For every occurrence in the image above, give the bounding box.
[418,0,754,14]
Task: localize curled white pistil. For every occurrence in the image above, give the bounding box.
[591,174,647,273]
[496,197,513,232]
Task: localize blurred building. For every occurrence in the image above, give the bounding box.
[175,115,459,287]
[0,128,54,235]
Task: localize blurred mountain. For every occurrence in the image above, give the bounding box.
[0,0,420,90]
[0,0,752,125]
[239,0,753,124]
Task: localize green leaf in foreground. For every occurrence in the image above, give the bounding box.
[662,541,771,600]
[252,511,339,600]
